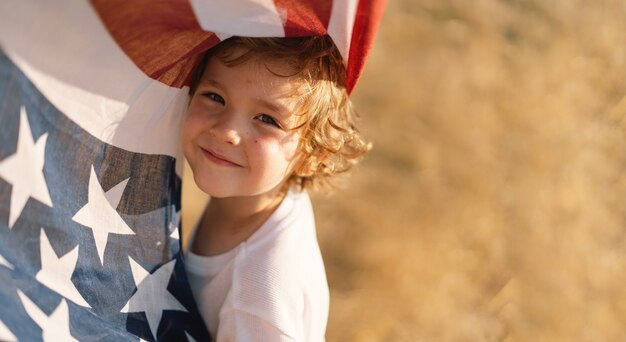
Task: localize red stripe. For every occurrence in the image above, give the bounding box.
[90,0,219,88]
[274,0,332,36]
[346,0,386,94]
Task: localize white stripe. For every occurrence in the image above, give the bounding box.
[327,0,360,65]
[190,0,285,38]
[214,32,233,41]
[0,1,186,164]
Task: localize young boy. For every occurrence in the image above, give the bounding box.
[182,35,370,340]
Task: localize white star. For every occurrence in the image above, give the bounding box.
[72,166,134,264]
[17,290,78,341]
[0,106,52,228]
[186,331,197,342]
[169,228,180,240]
[0,252,13,269]
[168,205,181,241]
[36,229,90,307]
[0,319,16,342]
[121,257,187,340]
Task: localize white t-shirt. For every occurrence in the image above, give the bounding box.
[185,190,329,341]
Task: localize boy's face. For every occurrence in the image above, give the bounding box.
[183,53,304,198]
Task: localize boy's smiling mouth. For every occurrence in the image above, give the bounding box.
[200,147,243,167]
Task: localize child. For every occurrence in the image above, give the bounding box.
[182,35,370,341]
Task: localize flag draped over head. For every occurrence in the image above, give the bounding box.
[0,0,384,341]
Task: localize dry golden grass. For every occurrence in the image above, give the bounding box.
[184,1,626,340]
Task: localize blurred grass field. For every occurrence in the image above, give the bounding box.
[184,0,626,340]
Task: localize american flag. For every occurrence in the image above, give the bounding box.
[0,0,384,341]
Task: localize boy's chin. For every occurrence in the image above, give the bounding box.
[191,173,215,195]
[192,177,240,198]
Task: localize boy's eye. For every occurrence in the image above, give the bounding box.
[202,92,225,105]
[255,114,282,128]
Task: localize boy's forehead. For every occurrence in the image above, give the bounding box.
[202,56,305,98]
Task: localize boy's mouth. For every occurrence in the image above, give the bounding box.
[200,147,243,167]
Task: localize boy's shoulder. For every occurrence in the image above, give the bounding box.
[223,189,329,335]
[232,188,323,288]
[246,188,315,247]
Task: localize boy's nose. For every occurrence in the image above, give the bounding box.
[221,129,241,145]
[211,113,242,145]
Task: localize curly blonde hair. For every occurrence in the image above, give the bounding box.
[190,35,371,191]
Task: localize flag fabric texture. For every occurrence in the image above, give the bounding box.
[0,0,384,341]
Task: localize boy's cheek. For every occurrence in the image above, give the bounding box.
[181,139,199,168]
[182,111,201,136]
[180,120,199,156]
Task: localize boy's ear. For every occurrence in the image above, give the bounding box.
[295,163,315,178]
[294,152,329,177]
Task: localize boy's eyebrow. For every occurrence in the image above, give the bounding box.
[202,78,224,89]
[257,98,289,116]
[202,77,289,117]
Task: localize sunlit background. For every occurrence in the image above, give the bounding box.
[184,0,626,340]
